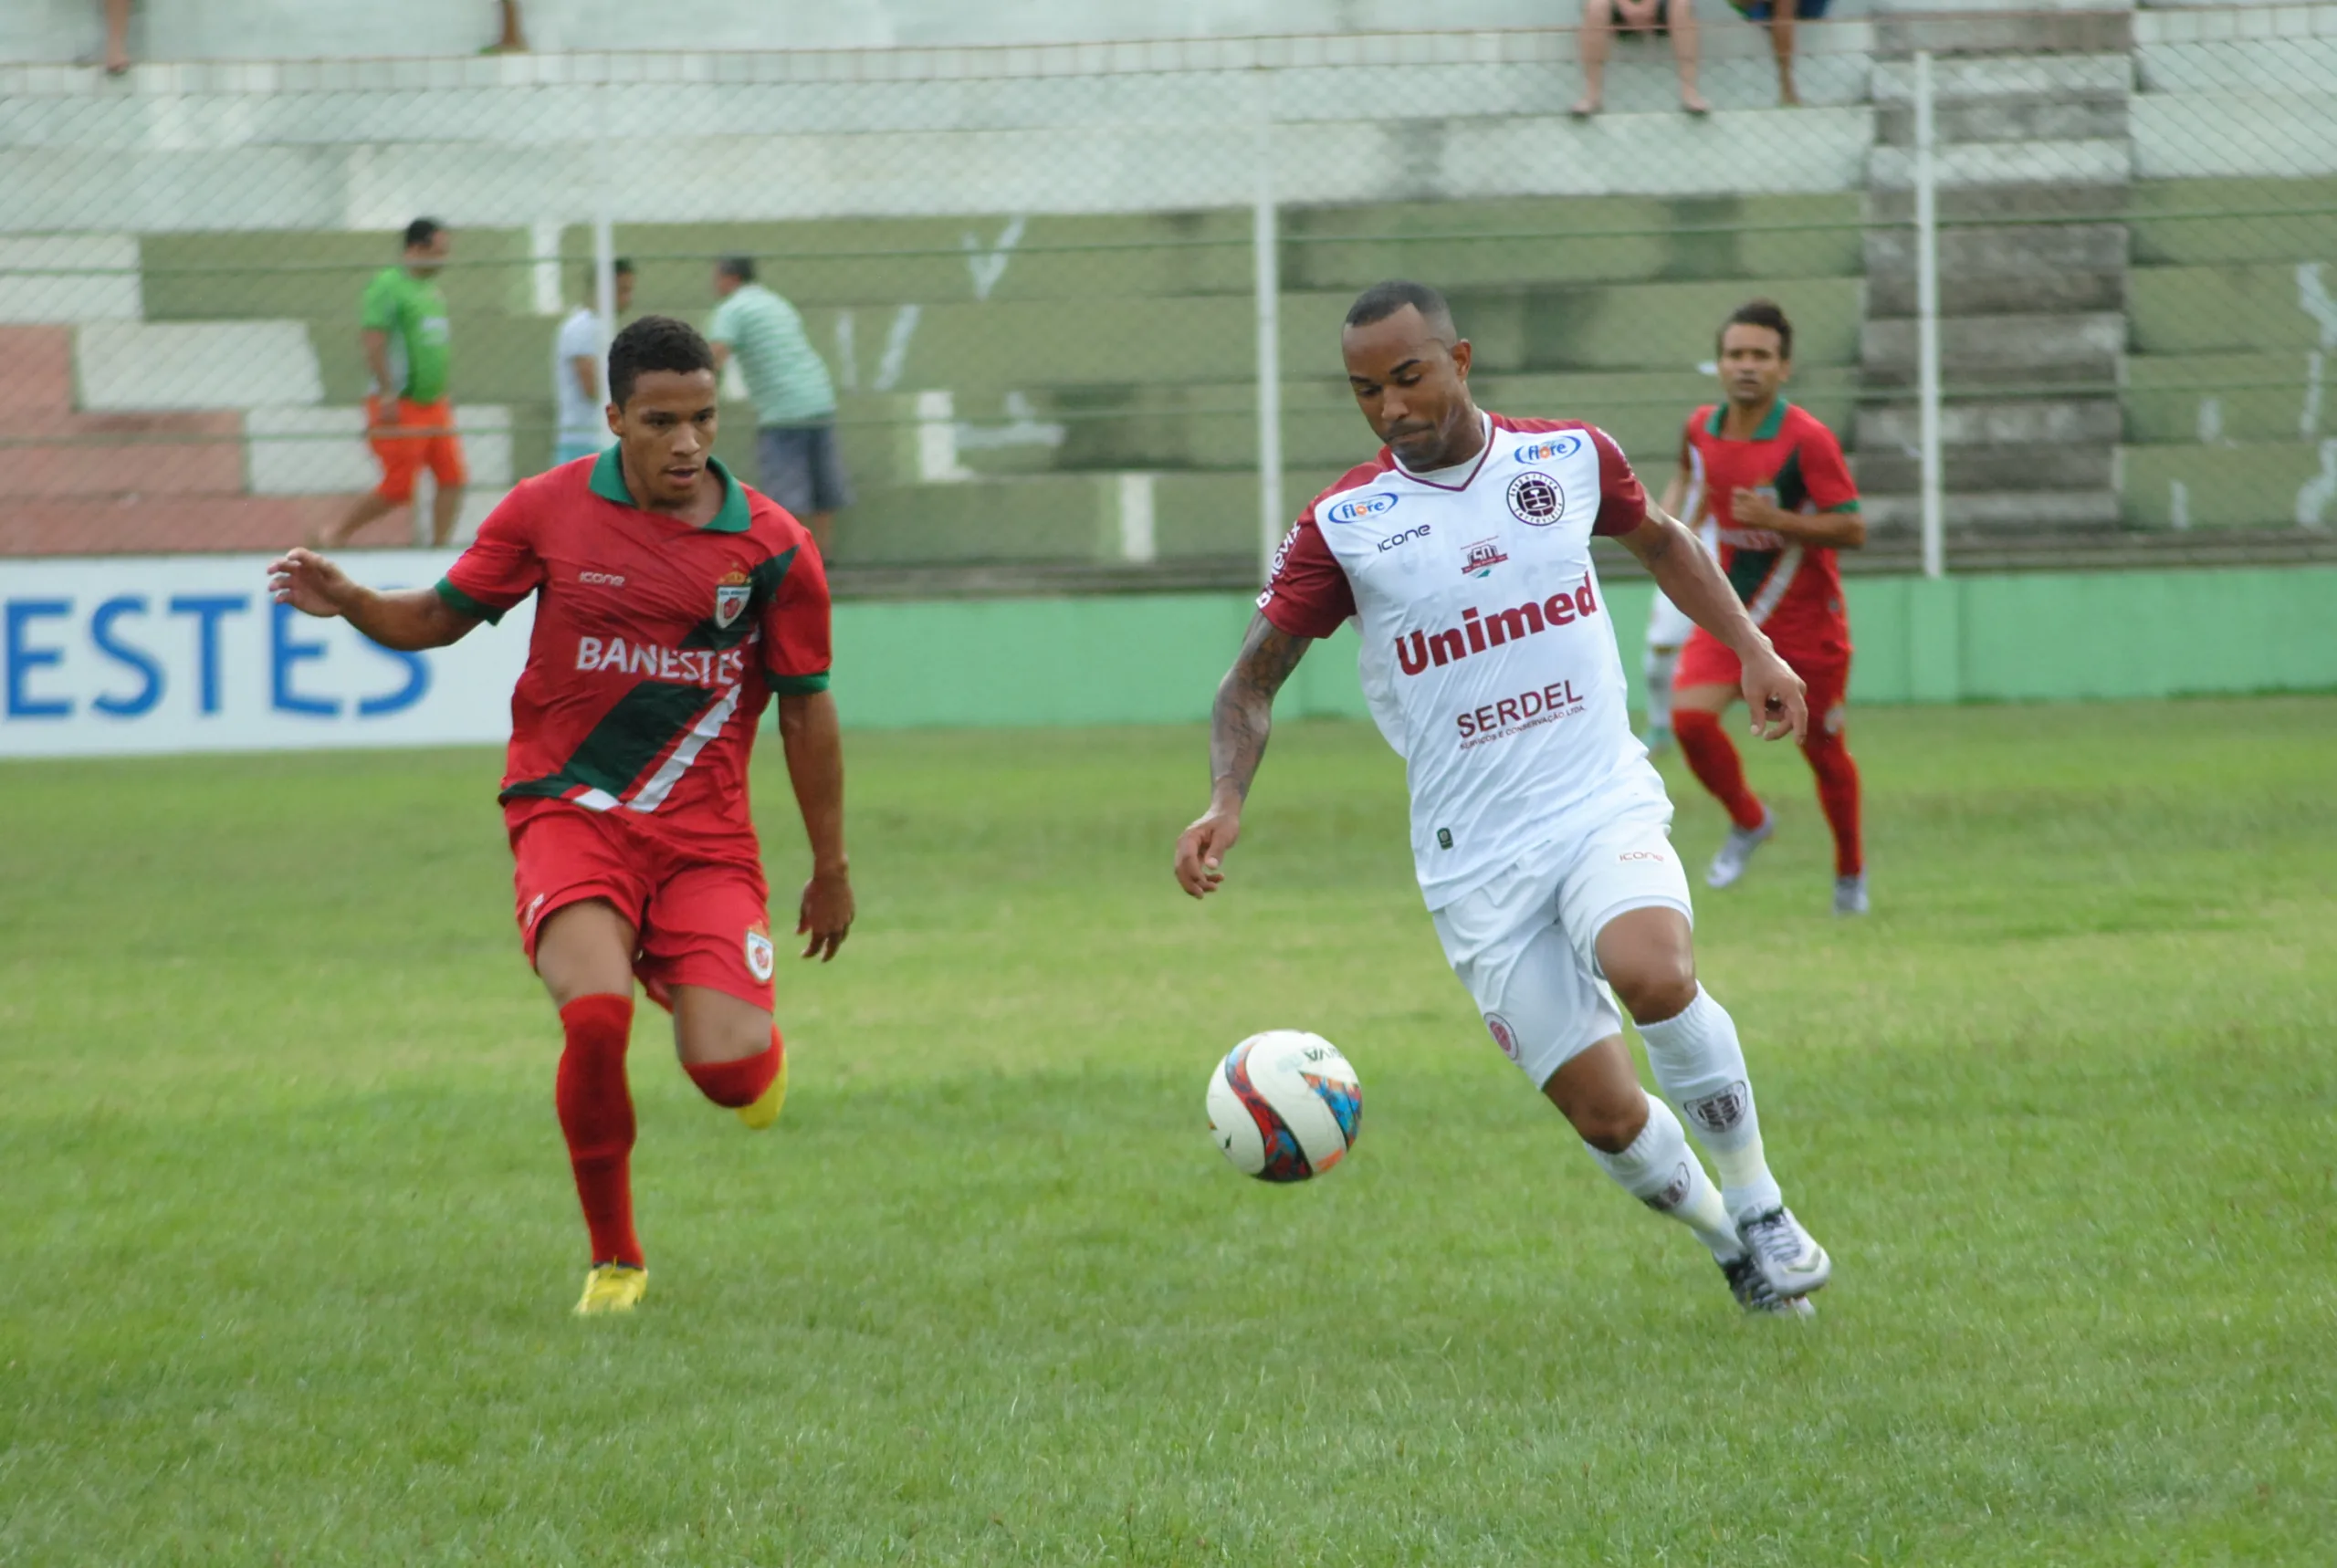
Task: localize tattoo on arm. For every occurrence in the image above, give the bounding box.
[1210,614,1310,803]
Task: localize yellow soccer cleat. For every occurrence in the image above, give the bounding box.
[573,1263,647,1316]
[736,1049,789,1131]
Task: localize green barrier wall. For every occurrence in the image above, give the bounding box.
[828,567,2337,729]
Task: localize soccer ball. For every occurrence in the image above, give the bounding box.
[1206,1030,1363,1182]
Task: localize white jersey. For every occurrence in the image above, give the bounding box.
[1259,412,1670,908]
[553,306,608,448]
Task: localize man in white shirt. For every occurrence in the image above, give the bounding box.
[1174,280,1834,1316]
[550,259,634,467]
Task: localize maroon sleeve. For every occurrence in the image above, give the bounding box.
[435,485,542,624]
[1588,425,1649,537]
[1255,511,1355,639]
[1797,417,1861,511]
[761,532,833,695]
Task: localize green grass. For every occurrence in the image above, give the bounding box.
[4,699,2335,1564]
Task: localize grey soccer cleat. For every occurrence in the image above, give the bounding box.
[1834,873,1869,916]
[1721,1253,1816,1319]
[1738,1206,1832,1298]
[1704,807,1775,889]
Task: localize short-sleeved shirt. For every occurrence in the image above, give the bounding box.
[435,447,832,852]
[360,267,452,404]
[1681,400,1859,663]
[1259,411,1669,908]
[552,306,610,449]
[707,283,836,428]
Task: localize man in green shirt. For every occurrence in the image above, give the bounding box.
[320,217,469,548]
[708,256,848,556]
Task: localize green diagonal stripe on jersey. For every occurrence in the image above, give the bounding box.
[682,547,797,653]
[1773,450,1808,515]
[1726,549,1777,605]
[503,680,714,803]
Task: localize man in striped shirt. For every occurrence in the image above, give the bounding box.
[709,256,849,556]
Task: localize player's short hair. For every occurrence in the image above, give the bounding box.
[581,257,635,289]
[403,217,445,251]
[1719,298,1794,361]
[1344,279,1456,341]
[716,255,756,284]
[608,314,717,409]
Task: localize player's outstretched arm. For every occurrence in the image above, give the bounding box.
[267,547,478,650]
[1175,613,1311,899]
[776,690,854,962]
[1618,505,1808,743]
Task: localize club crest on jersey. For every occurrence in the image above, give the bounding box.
[744,921,776,982]
[1326,492,1399,525]
[1461,538,1508,577]
[1506,471,1565,527]
[1516,435,1584,463]
[714,567,752,629]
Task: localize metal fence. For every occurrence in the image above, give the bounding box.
[1,5,2333,584]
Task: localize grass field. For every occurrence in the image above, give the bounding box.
[4,698,2335,1564]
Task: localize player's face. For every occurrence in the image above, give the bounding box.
[1343,307,1477,468]
[614,270,635,312]
[405,230,452,277]
[613,369,721,507]
[1718,323,1789,407]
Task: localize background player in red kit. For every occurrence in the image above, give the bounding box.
[268,315,853,1315]
[1667,299,1869,915]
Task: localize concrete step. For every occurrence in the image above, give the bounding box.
[0,235,141,324]
[246,404,515,495]
[76,320,324,411]
[1870,138,2135,190]
[1868,182,2135,224]
[1872,13,2133,58]
[0,326,76,417]
[2122,439,2337,531]
[4,420,246,499]
[1872,53,2133,103]
[1863,223,2129,316]
[0,494,348,556]
[1861,488,2125,534]
[1855,396,2122,453]
[1863,311,2126,388]
[2125,351,2327,444]
[2138,37,2337,98]
[1873,96,2128,148]
[1854,443,2117,494]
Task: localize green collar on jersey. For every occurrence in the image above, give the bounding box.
[1706,399,1791,442]
[588,445,751,533]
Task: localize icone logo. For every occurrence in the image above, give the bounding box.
[1377,524,1432,553]
[1516,435,1584,463]
[1326,492,1400,524]
[1392,572,1601,676]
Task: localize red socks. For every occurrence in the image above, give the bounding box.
[1801,727,1864,877]
[1672,708,1767,831]
[555,993,641,1269]
[684,1028,782,1108]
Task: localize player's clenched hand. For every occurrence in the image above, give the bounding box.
[797,868,854,962]
[1739,646,1808,742]
[267,548,357,620]
[1175,805,1242,899]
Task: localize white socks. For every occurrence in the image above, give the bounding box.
[1642,643,1680,729]
[1634,986,1785,1222]
[1587,1092,1743,1260]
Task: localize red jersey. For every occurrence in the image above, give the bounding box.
[435,449,831,850]
[1682,400,1859,663]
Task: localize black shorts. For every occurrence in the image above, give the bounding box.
[1609,0,1672,33]
[755,422,852,517]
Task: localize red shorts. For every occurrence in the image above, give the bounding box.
[1674,629,1851,737]
[508,805,776,1009]
[369,395,468,503]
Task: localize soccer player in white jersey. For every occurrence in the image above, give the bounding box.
[1174,281,1833,1315]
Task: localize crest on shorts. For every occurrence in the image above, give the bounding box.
[1484,1011,1521,1062]
[744,920,776,982]
[1506,470,1565,527]
[714,567,752,630]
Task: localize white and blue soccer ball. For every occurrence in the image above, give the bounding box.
[1206,1030,1363,1182]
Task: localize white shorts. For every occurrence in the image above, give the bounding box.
[1645,588,1696,650]
[1430,801,1694,1091]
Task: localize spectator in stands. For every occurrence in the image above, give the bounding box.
[709,256,847,556]
[1572,0,1710,118]
[1736,0,1824,107]
[488,1,529,52]
[102,0,131,75]
[551,258,634,467]
[319,219,467,549]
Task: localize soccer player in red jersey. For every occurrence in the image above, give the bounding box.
[269,316,854,1314]
[1666,299,1869,915]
